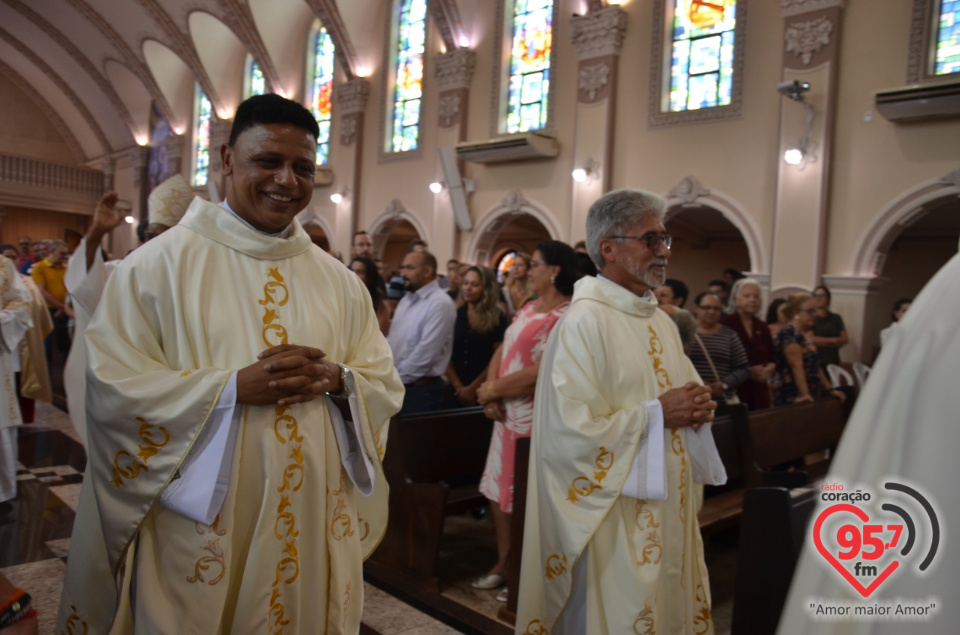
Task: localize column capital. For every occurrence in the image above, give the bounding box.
[571,6,627,61]
[781,0,846,18]
[334,78,370,116]
[433,48,476,92]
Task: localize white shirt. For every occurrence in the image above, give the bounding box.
[386,279,456,384]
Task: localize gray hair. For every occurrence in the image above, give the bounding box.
[726,277,762,314]
[48,240,68,250]
[586,189,666,272]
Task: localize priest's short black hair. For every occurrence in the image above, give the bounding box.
[228,94,320,146]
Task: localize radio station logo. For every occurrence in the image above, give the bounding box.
[805,479,942,620]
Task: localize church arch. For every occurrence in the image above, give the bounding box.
[851,169,960,277]
[465,190,562,266]
[663,176,769,274]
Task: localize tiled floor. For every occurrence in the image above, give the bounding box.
[2,402,737,635]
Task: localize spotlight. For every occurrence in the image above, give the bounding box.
[784,148,804,165]
[429,182,443,194]
[330,192,343,204]
[124,215,135,224]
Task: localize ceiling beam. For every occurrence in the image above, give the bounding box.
[0,60,86,163]
[0,26,111,155]
[62,0,176,123]
[4,0,137,140]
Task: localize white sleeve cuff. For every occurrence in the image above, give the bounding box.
[326,393,376,496]
[160,372,239,524]
[621,399,667,501]
[685,422,728,485]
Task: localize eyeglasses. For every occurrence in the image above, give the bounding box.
[698,305,723,311]
[812,292,827,298]
[398,264,419,271]
[610,233,672,250]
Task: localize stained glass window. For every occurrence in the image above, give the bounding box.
[309,24,336,164]
[390,0,426,152]
[668,0,737,112]
[506,0,553,133]
[246,57,266,97]
[935,0,960,75]
[192,86,212,187]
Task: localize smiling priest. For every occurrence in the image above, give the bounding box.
[57,94,403,634]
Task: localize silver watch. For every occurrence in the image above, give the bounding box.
[333,363,355,399]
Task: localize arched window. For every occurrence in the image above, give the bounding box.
[934,0,959,75]
[908,0,960,81]
[504,0,554,134]
[192,85,212,187]
[649,0,745,126]
[388,0,427,153]
[308,23,336,165]
[244,56,267,98]
[667,0,737,112]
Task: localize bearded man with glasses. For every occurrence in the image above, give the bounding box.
[518,188,724,634]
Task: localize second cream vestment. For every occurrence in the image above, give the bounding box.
[57,199,403,634]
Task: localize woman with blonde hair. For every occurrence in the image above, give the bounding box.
[773,293,846,406]
[503,252,535,318]
[446,266,508,407]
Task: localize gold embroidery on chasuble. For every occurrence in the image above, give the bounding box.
[633,604,656,635]
[544,553,568,580]
[694,582,712,634]
[566,447,614,503]
[341,580,353,631]
[110,418,171,487]
[635,500,662,566]
[259,269,303,633]
[672,430,687,523]
[330,476,355,540]
[523,619,549,635]
[62,605,88,634]
[180,369,192,376]
[647,325,672,390]
[187,515,227,585]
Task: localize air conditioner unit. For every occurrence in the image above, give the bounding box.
[456,131,560,164]
[874,79,960,122]
[314,166,334,186]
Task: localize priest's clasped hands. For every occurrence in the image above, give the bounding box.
[658,382,717,431]
[237,344,342,406]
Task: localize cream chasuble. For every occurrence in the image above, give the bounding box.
[516,276,714,635]
[57,199,403,634]
[777,252,960,634]
[63,238,119,446]
[0,257,33,504]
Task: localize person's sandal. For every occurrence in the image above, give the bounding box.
[471,573,505,590]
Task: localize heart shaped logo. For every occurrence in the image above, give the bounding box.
[813,503,900,598]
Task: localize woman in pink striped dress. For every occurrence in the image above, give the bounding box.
[473,240,581,601]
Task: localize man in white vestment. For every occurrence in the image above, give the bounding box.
[0,257,34,504]
[517,189,722,635]
[64,175,192,446]
[57,94,403,634]
[777,249,960,634]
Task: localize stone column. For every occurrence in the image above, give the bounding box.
[332,78,370,254]
[568,6,627,243]
[431,48,476,263]
[770,0,846,292]
[100,157,116,193]
[164,133,186,182]
[208,117,232,201]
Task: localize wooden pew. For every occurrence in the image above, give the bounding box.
[368,406,493,590]
[698,405,749,534]
[731,486,817,635]
[738,397,851,489]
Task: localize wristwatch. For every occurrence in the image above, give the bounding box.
[331,363,355,399]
